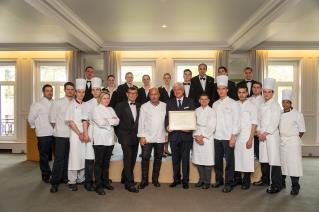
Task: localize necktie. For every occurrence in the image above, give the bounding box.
[178,99,182,108]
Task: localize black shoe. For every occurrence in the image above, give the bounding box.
[121,179,125,184]
[212,182,224,188]
[126,186,139,193]
[138,182,148,189]
[290,189,299,195]
[169,181,181,188]
[202,184,210,189]
[232,181,242,187]
[162,154,167,158]
[241,184,250,190]
[182,183,189,189]
[266,186,281,194]
[222,185,233,193]
[195,182,204,188]
[62,178,69,184]
[96,188,106,195]
[50,184,58,193]
[68,184,78,191]
[103,183,114,190]
[253,180,269,186]
[107,179,113,184]
[152,181,160,187]
[84,183,95,192]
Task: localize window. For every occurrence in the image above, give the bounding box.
[175,60,214,82]
[120,61,154,87]
[267,61,299,107]
[0,62,16,138]
[36,61,67,100]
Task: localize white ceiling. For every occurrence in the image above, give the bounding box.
[0,0,318,51]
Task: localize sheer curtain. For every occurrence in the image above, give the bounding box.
[66,50,85,82]
[248,50,268,82]
[103,51,121,79]
[215,50,230,77]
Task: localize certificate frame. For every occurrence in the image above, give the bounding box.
[169,111,196,131]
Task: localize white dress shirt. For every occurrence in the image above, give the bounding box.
[137,101,167,143]
[28,97,54,137]
[246,80,252,95]
[49,96,73,137]
[183,83,190,97]
[213,96,240,140]
[164,85,172,97]
[199,75,206,91]
[129,101,137,121]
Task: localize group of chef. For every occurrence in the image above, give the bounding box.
[28,64,305,196]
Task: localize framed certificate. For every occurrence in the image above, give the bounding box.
[169,111,196,131]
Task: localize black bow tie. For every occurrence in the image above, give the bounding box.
[87,81,91,83]
[246,80,252,83]
[200,77,206,80]
[130,102,136,105]
[183,83,190,85]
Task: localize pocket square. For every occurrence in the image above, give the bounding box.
[184,106,190,109]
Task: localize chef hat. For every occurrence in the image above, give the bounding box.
[282,89,292,101]
[263,78,276,90]
[75,78,86,90]
[91,77,102,88]
[216,75,228,87]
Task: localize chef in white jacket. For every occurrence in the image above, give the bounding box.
[257,78,283,194]
[28,84,54,183]
[92,92,119,195]
[192,93,216,189]
[279,89,305,195]
[82,77,102,192]
[234,84,257,190]
[65,78,86,191]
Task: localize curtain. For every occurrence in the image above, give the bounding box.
[215,50,230,76]
[248,50,268,82]
[66,50,84,82]
[103,51,121,78]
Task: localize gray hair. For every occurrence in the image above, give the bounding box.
[173,82,184,91]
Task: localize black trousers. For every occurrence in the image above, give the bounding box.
[260,163,282,189]
[234,172,251,186]
[141,143,164,183]
[85,159,94,185]
[214,139,235,186]
[282,175,300,190]
[50,137,70,185]
[170,137,193,184]
[93,145,114,188]
[254,136,259,160]
[121,143,139,187]
[37,136,54,179]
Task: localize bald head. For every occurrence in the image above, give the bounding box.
[149,87,160,104]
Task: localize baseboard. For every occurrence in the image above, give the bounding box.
[0,142,26,153]
[302,145,319,156]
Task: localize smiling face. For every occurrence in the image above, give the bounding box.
[263,89,273,101]
[126,89,138,102]
[163,74,171,85]
[76,89,85,101]
[183,71,192,82]
[282,100,292,111]
[252,83,262,96]
[65,85,75,98]
[100,93,110,107]
[85,68,94,80]
[244,68,253,80]
[107,76,115,87]
[142,75,151,87]
[237,87,248,102]
[173,84,184,98]
[43,86,53,100]
[125,73,134,84]
[92,87,101,98]
[198,64,207,77]
[149,88,160,104]
[217,86,228,98]
[199,95,209,107]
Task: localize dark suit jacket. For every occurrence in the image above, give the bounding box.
[212,80,238,102]
[237,79,257,97]
[165,97,195,142]
[115,101,140,146]
[137,87,150,105]
[83,82,93,102]
[190,75,214,106]
[116,83,138,105]
[158,86,175,103]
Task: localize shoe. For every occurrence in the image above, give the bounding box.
[126,186,139,193]
[253,180,269,186]
[241,184,250,190]
[195,182,204,188]
[212,182,224,188]
[266,186,281,194]
[138,182,148,189]
[96,187,106,195]
[84,183,95,192]
[202,184,210,189]
[290,189,299,195]
[103,183,114,190]
[162,154,167,158]
[232,181,242,187]
[152,181,160,187]
[121,179,125,184]
[222,186,233,193]
[107,179,113,184]
[164,151,172,156]
[62,179,69,184]
[50,184,58,193]
[182,183,189,189]
[68,184,78,191]
[169,181,181,188]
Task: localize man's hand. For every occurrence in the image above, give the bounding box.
[140,137,147,146]
[246,138,253,149]
[166,126,173,133]
[195,135,204,145]
[229,135,236,148]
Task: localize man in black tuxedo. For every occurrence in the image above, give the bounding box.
[165,83,195,189]
[83,66,94,102]
[190,63,214,107]
[182,69,195,102]
[116,72,138,105]
[212,66,238,102]
[115,87,140,193]
[236,67,257,97]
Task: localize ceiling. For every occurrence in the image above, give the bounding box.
[0,0,318,52]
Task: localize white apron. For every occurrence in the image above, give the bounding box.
[192,106,216,166]
[67,101,86,170]
[83,98,98,160]
[235,101,256,172]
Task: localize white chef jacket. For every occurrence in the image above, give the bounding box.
[248,95,264,121]
[235,100,258,172]
[192,106,216,166]
[137,101,167,143]
[279,109,306,177]
[28,97,54,137]
[213,96,240,140]
[92,104,119,146]
[50,97,73,138]
[258,98,282,166]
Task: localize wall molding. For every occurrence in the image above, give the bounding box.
[255,41,319,50]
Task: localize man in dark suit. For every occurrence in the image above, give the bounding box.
[182,69,195,102]
[236,67,257,97]
[165,83,195,189]
[212,66,238,102]
[115,87,140,193]
[116,72,138,105]
[190,63,214,107]
[83,66,94,102]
